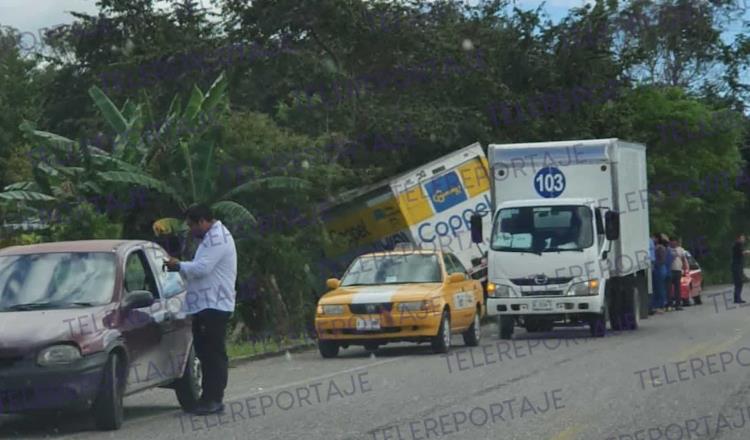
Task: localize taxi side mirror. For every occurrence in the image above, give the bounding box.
[326,278,341,290]
[448,273,465,284]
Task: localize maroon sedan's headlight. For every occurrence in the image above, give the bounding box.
[37,344,82,366]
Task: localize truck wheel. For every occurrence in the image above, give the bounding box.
[539,319,554,332]
[319,340,340,358]
[499,315,514,340]
[92,354,125,431]
[174,346,202,411]
[462,308,481,347]
[608,290,624,331]
[431,310,452,354]
[589,314,606,337]
[625,287,640,330]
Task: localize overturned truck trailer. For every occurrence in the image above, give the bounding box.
[316,143,493,289]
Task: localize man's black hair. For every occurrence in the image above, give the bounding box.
[185,203,214,223]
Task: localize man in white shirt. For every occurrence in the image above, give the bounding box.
[164,204,237,415]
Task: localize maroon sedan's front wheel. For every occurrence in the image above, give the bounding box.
[92,354,124,431]
[175,345,202,411]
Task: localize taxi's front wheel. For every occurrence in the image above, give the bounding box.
[319,340,340,358]
[462,308,481,346]
[431,310,451,354]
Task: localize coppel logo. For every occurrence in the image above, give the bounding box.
[417,194,492,243]
[534,167,566,198]
[424,171,467,213]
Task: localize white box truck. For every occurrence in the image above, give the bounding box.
[469,138,652,338]
[318,142,493,288]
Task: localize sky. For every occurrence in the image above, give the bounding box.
[0,0,745,61]
[0,0,595,34]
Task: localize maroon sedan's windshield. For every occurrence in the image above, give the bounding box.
[0,252,116,311]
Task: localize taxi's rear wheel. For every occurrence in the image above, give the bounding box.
[462,307,481,347]
[319,340,340,358]
[431,310,451,354]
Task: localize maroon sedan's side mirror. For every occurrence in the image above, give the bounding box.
[122,290,155,310]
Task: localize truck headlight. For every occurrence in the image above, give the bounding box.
[317,304,346,315]
[570,279,599,296]
[488,282,512,298]
[37,344,82,366]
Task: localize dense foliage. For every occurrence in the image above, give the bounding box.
[1,0,749,339]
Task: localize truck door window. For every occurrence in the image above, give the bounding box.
[595,208,605,249]
[595,209,604,235]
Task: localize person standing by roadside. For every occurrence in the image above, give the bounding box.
[164,204,237,415]
[651,234,667,314]
[648,234,656,315]
[668,238,688,311]
[731,234,750,304]
[662,234,676,311]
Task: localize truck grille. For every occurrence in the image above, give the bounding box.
[522,290,563,297]
[349,303,393,314]
[511,277,573,286]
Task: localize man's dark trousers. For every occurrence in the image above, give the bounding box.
[732,266,744,303]
[193,308,232,403]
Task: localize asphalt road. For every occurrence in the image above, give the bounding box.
[2,283,750,440]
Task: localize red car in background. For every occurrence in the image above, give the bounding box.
[679,251,704,305]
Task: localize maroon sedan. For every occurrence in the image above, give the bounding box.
[0,240,201,430]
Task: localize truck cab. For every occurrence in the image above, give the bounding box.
[471,139,652,338]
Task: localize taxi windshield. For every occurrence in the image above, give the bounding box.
[340,254,442,286]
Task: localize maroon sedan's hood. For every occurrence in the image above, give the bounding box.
[0,305,115,357]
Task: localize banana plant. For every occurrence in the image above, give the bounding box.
[4,72,311,244]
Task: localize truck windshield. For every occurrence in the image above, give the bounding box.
[340,254,442,286]
[490,205,594,253]
[0,252,116,311]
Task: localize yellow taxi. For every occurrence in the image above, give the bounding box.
[314,249,485,358]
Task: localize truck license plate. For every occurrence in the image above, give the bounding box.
[532,300,552,311]
[356,318,381,331]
